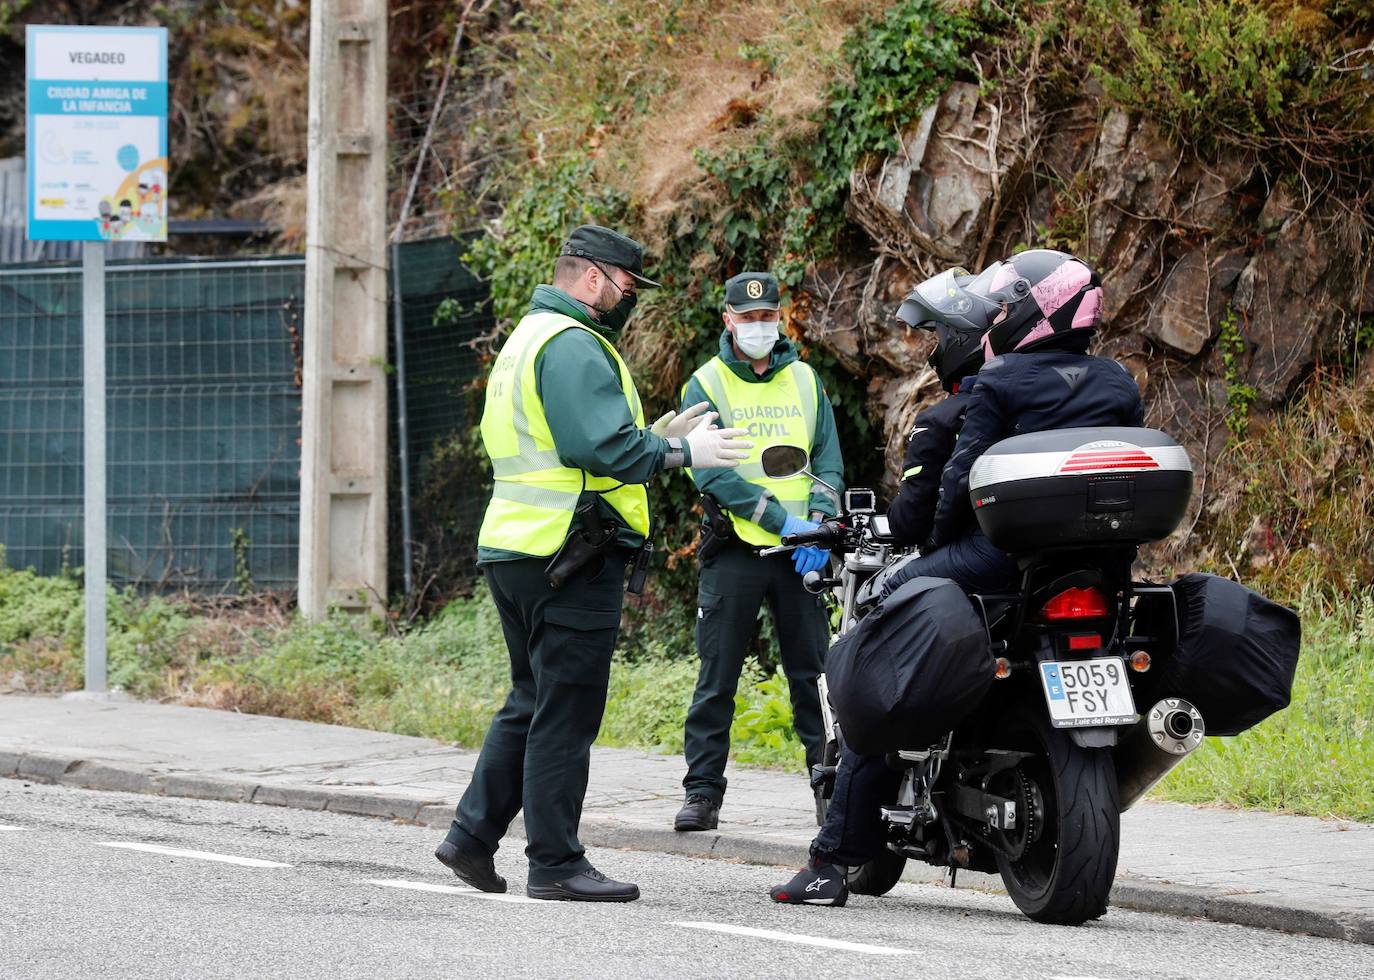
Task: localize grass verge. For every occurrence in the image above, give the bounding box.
[2,554,1366,819]
[0,554,805,772]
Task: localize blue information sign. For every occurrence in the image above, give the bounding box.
[25,25,169,242]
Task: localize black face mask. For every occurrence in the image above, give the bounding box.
[598,291,638,332]
[590,263,637,332]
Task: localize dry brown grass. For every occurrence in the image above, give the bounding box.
[629,1,867,212]
[499,0,867,219]
[1192,355,1374,603]
[0,639,81,695]
[242,174,307,250]
[182,678,357,726]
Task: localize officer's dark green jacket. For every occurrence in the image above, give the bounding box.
[477,285,679,563]
[681,330,845,534]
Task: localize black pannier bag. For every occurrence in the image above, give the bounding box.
[1145,573,1301,736]
[826,576,993,755]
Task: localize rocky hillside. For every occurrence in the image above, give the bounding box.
[444,0,1374,602]
[807,74,1371,588]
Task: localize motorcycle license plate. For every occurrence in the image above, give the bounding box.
[1038,658,1136,728]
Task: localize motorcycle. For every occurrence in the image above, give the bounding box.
[759,430,1204,925]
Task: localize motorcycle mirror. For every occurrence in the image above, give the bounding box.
[761,445,809,479]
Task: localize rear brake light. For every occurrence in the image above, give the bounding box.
[1042,586,1109,621]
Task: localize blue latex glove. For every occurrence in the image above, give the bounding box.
[780,515,830,577]
[793,544,830,577]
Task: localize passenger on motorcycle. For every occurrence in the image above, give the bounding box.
[769,249,1145,907]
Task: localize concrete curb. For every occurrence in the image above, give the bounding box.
[4,751,1371,946]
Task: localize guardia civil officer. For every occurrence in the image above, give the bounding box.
[434,225,751,902]
[673,272,845,833]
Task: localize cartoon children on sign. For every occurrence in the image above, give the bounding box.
[94,144,167,241]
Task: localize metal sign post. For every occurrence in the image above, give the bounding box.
[25,24,168,691]
[81,240,106,691]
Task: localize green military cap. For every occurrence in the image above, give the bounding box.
[560,224,661,288]
[724,271,780,313]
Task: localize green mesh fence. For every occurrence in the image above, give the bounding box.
[0,239,490,595]
[390,235,492,592]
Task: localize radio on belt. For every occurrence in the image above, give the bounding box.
[968,427,1193,552]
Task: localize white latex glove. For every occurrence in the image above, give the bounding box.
[650,401,716,438]
[684,424,752,469]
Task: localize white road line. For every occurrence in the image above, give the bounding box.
[0,824,26,830]
[366,878,541,904]
[97,842,292,868]
[672,921,914,956]
[1049,976,1119,980]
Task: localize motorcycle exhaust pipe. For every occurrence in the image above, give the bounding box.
[1114,698,1205,811]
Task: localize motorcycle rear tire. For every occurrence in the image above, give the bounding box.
[847,848,907,897]
[992,708,1120,925]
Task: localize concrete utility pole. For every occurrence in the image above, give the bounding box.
[299,0,389,618]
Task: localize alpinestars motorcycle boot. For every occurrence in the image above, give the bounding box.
[769,857,848,906]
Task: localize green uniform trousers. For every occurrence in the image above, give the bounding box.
[682,541,828,805]
[445,551,626,885]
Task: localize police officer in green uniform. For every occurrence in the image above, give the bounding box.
[434,225,751,901]
[673,272,846,832]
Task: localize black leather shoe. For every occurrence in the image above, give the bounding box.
[526,868,640,902]
[435,840,507,893]
[674,794,720,831]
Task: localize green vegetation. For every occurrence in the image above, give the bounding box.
[1217,306,1258,440]
[1080,0,1312,145]
[420,0,1374,637]
[1017,0,1373,192]
[0,553,806,771]
[463,158,629,330]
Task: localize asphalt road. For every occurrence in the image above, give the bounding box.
[1,781,1368,979]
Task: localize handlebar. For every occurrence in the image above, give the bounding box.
[780,522,847,548]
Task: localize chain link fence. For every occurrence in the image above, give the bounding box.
[0,241,490,595]
[390,234,492,597]
[0,257,305,590]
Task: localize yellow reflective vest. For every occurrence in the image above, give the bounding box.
[687,356,818,547]
[477,311,650,557]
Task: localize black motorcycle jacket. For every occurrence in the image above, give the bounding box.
[927,350,1145,550]
[886,390,971,547]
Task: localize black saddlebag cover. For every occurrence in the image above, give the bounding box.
[1149,573,1301,736]
[826,576,993,754]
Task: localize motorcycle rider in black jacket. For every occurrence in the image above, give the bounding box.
[885,394,971,548]
[768,263,992,906]
[770,249,1145,907]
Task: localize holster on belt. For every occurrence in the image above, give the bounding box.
[545,496,616,590]
[697,493,735,562]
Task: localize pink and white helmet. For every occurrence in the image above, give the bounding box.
[971,250,1104,358]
